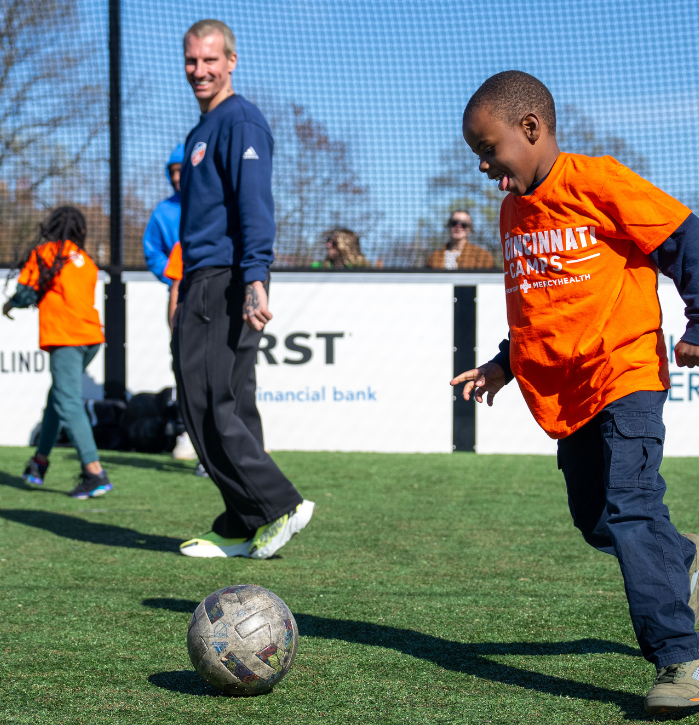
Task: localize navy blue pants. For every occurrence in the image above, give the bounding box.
[558,390,699,666]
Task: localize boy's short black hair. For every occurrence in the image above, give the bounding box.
[464,71,556,135]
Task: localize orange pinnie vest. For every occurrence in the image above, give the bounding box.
[18,241,104,351]
[500,153,690,438]
[164,242,183,281]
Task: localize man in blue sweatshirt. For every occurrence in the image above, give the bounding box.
[142,145,184,285]
[173,19,314,560]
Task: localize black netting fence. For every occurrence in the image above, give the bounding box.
[1,0,697,271]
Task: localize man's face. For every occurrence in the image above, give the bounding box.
[448,212,471,242]
[184,32,237,108]
[463,106,539,197]
[169,163,181,192]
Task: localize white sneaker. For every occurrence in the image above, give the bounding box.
[179,531,251,558]
[172,432,197,460]
[248,500,315,559]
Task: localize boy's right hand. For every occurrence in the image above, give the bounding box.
[451,362,507,406]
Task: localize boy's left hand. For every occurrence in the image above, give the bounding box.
[675,340,699,368]
[2,301,14,320]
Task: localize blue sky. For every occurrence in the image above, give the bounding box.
[107,0,699,239]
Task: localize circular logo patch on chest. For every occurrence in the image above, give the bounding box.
[191,142,207,167]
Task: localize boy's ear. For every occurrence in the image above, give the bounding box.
[521,113,542,143]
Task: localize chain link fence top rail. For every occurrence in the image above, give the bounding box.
[1,0,697,272]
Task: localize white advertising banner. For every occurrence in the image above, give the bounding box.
[475,276,699,457]
[124,273,455,453]
[0,273,105,446]
[253,279,454,453]
[126,277,176,394]
[1,271,696,456]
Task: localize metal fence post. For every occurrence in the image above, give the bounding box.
[453,286,477,452]
[104,0,126,400]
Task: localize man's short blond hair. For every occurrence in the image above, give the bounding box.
[183,19,236,57]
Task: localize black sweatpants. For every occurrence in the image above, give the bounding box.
[172,266,303,538]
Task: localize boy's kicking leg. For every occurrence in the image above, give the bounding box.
[559,390,699,714]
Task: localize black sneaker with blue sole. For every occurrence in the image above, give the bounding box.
[23,457,49,485]
[70,469,113,499]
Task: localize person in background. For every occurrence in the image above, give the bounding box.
[143,144,184,283]
[162,241,210,475]
[2,207,113,499]
[311,227,372,269]
[425,210,495,269]
[142,144,196,462]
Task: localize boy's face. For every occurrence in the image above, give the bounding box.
[463,106,541,197]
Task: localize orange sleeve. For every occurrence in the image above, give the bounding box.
[17,250,40,288]
[164,242,183,281]
[600,161,691,254]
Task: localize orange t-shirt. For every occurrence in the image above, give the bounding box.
[18,241,104,351]
[164,242,183,281]
[500,153,691,439]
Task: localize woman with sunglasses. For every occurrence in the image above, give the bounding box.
[425,210,495,269]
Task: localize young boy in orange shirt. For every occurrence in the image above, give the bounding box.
[454,71,699,715]
[3,207,112,499]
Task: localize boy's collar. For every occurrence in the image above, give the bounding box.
[523,170,551,196]
[513,153,566,207]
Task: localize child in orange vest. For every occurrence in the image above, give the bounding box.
[454,72,699,715]
[3,207,113,499]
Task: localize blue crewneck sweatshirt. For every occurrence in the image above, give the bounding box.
[180,94,275,284]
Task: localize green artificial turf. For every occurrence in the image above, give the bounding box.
[1,447,699,724]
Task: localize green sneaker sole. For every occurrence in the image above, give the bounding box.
[645,695,699,715]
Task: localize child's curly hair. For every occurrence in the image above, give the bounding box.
[9,206,87,302]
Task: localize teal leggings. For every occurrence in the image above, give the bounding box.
[37,345,101,466]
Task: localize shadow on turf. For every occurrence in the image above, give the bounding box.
[97,453,196,474]
[0,469,67,495]
[0,509,182,553]
[143,598,198,612]
[148,670,274,698]
[142,604,684,719]
[294,615,662,721]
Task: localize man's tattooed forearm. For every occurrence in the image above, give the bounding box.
[244,284,260,317]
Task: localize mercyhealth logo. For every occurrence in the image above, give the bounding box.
[191,142,207,166]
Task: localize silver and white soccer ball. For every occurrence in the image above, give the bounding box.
[187,584,299,695]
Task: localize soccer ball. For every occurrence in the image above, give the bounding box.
[187,584,299,695]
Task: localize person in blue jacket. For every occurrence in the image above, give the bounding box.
[142,145,197,462]
[142,145,184,285]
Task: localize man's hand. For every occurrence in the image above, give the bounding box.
[451,362,507,406]
[2,301,14,320]
[243,280,273,331]
[675,340,699,368]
